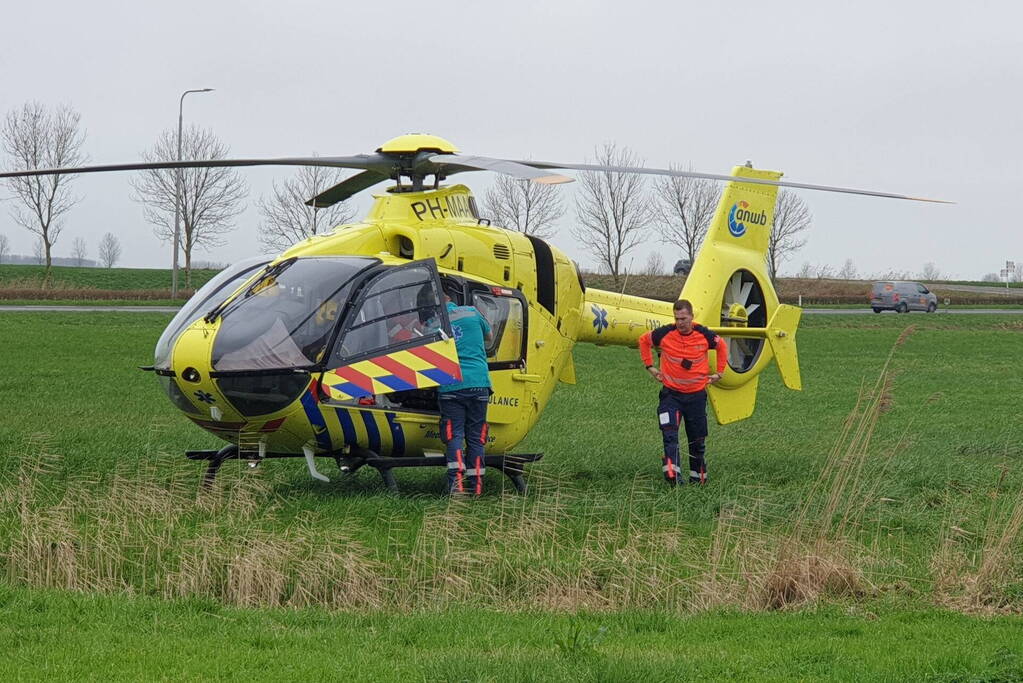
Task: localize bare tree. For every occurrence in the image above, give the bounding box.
[981,272,1000,283]
[98,232,121,268]
[0,234,8,264]
[795,261,814,278]
[257,163,357,252]
[653,167,721,265]
[642,251,665,275]
[572,143,652,286]
[71,236,88,266]
[130,126,247,287]
[837,258,858,280]
[482,174,565,239]
[767,190,812,282]
[874,268,911,280]
[919,262,943,281]
[33,238,44,265]
[815,263,834,279]
[1,102,87,278]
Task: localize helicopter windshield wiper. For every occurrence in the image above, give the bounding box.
[204,258,296,323]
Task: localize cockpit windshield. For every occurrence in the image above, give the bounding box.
[212,257,378,372]
[154,255,270,370]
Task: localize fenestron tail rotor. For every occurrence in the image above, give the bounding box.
[720,270,767,373]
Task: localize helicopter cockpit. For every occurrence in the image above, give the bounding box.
[154,256,461,419]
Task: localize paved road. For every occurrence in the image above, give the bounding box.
[1,305,1021,316]
[932,283,1023,297]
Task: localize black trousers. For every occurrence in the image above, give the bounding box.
[657,387,708,484]
[439,387,490,495]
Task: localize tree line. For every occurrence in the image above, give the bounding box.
[481,143,813,285]
[1,103,817,285]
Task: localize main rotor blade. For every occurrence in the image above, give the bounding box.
[516,160,952,204]
[427,154,573,184]
[0,154,395,180]
[306,170,389,207]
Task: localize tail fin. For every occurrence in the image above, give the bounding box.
[681,166,782,310]
[686,165,803,425]
[707,376,759,424]
[766,304,802,390]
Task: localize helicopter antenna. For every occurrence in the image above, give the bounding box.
[618,259,634,306]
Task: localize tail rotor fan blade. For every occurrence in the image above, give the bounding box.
[738,281,754,307]
[728,272,742,304]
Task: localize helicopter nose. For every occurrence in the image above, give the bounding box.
[172,327,230,420]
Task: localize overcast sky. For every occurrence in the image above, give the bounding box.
[1,0,1019,279]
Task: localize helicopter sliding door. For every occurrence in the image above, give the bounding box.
[318,260,462,403]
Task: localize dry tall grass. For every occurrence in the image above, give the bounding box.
[932,464,1023,614]
[699,328,917,610]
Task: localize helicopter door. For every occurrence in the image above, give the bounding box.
[467,284,529,425]
[319,260,462,402]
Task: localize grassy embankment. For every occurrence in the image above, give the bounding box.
[4,263,1023,307]
[0,312,1022,678]
[0,264,219,304]
[583,273,1023,306]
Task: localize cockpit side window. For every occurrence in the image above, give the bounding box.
[329,261,449,365]
[470,287,527,369]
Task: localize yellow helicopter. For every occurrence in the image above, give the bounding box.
[1,134,944,492]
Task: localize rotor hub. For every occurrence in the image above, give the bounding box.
[722,302,749,326]
[376,134,459,155]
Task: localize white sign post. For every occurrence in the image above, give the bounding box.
[1001,261,1016,290]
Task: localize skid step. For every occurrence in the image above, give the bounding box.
[186,447,542,494]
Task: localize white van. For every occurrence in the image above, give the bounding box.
[870,281,938,313]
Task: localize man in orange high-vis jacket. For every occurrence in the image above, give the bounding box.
[638,299,728,485]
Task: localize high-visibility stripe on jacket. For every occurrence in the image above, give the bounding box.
[638,323,728,393]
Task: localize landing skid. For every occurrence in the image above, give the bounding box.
[186,445,542,495]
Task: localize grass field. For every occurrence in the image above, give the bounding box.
[0,312,1021,679]
[0,264,219,301]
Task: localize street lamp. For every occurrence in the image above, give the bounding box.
[171,88,214,299]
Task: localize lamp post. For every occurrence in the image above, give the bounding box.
[171,88,214,299]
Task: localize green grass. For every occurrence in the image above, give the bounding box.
[0,299,181,306]
[2,585,1023,681]
[1,312,1022,678]
[0,263,220,291]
